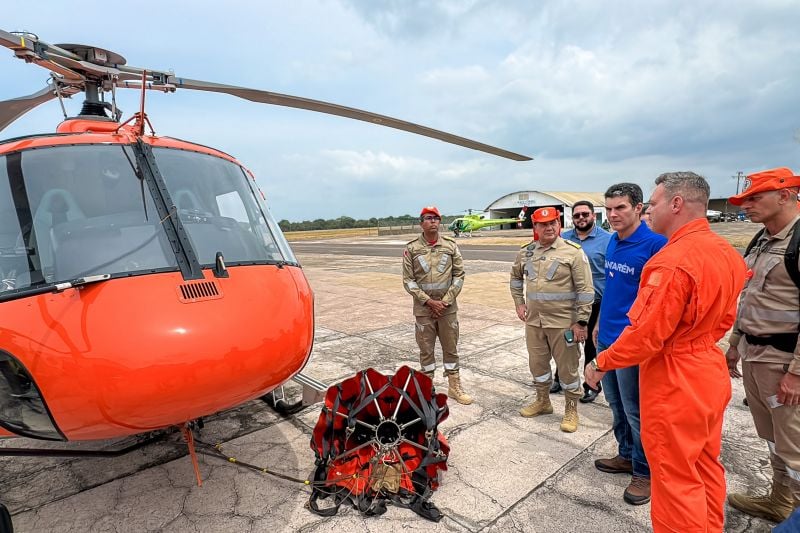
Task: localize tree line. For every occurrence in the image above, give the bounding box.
[278,215,429,232]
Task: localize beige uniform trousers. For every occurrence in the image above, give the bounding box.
[742,360,800,504]
[526,325,581,400]
[415,313,459,376]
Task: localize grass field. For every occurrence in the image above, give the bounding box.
[284,227,379,241]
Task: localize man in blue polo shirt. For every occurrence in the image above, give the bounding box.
[556,200,612,403]
[593,183,667,506]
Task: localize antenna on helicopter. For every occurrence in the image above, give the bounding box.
[114,69,155,136]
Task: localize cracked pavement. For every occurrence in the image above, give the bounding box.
[0,234,778,532]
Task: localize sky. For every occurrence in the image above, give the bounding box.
[2,1,799,221]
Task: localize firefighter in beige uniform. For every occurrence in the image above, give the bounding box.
[511,207,594,432]
[403,206,472,405]
[726,168,800,523]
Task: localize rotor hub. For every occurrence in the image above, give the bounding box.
[54,43,126,66]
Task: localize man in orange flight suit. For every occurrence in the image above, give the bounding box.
[586,172,747,532]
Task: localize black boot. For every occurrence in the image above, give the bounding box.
[579,387,599,403]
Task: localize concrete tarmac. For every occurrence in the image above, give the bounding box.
[1,227,775,532]
[290,240,522,261]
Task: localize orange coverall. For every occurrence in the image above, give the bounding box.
[596,218,746,532]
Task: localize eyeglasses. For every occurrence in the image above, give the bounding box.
[572,212,592,219]
[422,216,441,221]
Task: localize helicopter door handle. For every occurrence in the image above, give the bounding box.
[213,252,229,278]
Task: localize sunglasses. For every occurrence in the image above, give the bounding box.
[572,212,592,219]
[422,215,441,221]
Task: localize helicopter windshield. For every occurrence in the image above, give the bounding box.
[150,147,296,266]
[0,145,178,293]
[0,143,296,297]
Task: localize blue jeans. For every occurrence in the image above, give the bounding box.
[598,342,650,479]
[774,507,800,533]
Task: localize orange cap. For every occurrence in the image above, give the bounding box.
[532,207,560,223]
[420,206,441,217]
[729,167,800,206]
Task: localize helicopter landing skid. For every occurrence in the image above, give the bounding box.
[262,372,328,416]
[0,431,167,458]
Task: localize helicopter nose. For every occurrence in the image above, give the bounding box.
[1,266,314,440]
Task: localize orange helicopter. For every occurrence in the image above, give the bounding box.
[0,28,530,450]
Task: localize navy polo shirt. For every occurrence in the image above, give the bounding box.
[598,222,667,346]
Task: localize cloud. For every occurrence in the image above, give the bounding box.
[345,1,800,162]
[321,149,433,179]
[2,1,799,222]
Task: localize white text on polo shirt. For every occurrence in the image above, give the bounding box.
[606,260,635,275]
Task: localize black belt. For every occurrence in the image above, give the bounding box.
[744,333,798,353]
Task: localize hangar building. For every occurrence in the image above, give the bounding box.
[485,191,607,230]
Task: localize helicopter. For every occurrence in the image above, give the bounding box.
[447,210,522,237]
[0,27,531,452]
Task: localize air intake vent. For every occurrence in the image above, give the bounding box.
[177,281,223,303]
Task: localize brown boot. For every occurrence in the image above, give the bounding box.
[624,476,651,505]
[560,397,579,433]
[447,372,473,405]
[520,387,553,417]
[728,480,793,522]
[594,455,633,474]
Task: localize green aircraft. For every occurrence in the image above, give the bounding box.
[448,213,521,237]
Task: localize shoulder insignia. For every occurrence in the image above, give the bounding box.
[565,240,581,249]
[441,235,456,243]
[520,240,535,249]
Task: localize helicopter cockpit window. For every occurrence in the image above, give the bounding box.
[0,145,179,294]
[151,148,293,265]
[245,179,298,265]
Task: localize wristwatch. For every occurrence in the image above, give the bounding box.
[590,360,604,372]
[577,320,588,327]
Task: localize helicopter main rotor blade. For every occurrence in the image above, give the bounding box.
[170,77,532,161]
[0,86,58,133]
[0,28,532,160]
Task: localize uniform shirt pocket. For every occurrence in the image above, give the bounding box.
[524,259,537,280]
[416,255,431,273]
[753,255,782,292]
[545,259,561,280]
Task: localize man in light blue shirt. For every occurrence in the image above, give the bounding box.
[556,201,612,403]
